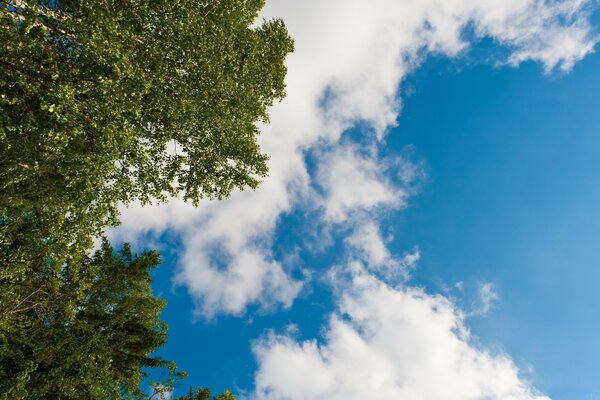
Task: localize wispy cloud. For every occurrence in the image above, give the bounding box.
[345,221,419,282]
[474,282,500,316]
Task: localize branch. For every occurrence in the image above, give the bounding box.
[4,0,76,40]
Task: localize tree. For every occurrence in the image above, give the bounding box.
[0,0,293,267]
[1,1,291,396]
[0,240,243,400]
[173,387,238,400]
[0,240,175,399]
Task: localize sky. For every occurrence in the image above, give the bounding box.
[110,1,600,399]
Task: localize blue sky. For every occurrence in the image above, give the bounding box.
[392,51,600,399]
[112,2,600,399]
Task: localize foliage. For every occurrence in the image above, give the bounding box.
[0,0,290,397]
[0,0,293,266]
[171,387,237,400]
[0,240,178,399]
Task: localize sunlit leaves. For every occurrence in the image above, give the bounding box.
[0,0,293,267]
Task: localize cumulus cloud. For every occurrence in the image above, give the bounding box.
[112,0,598,317]
[253,263,549,400]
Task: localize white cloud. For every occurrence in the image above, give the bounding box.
[346,222,392,268]
[345,221,419,282]
[112,0,598,317]
[253,263,549,400]
[316,144,407,223]
[473,0,598,72]
[176,241,303,319]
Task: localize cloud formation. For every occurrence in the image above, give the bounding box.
[113,0,598,317]
[253,263,549,400]
[109,1,597,396]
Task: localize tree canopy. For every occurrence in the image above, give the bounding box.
[0,240,240,399]
[1,0,291,397]
[1,0,293,266]
[0,241,169,399]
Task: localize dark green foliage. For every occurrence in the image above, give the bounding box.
[174,387,237,400]
[0,240,172,399]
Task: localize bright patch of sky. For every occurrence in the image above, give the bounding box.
[110,1,600,399]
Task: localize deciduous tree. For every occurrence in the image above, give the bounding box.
[0,0,293,266]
